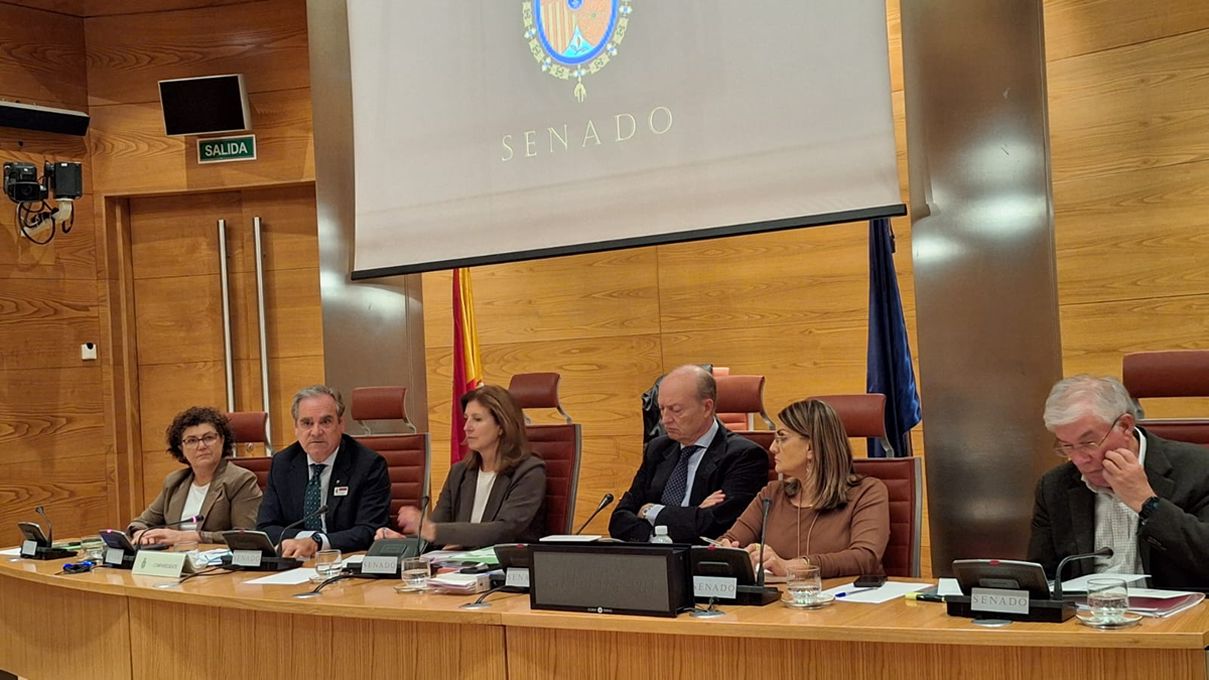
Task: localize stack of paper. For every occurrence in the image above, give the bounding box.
[1124,589,1204,618]
[427,572,490,594]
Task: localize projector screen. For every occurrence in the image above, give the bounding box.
[347,0,902,278]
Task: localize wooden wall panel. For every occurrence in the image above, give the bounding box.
[1043,1,1209,61]
[0,3,106,546]
[88,87,315,195]
[0,4,86,107]
[84,0,309,105]
[1047,29,1209,185]
[1046,0,1209,426]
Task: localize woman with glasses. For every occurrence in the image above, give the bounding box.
[719,399,889,577]
[127,406,263,546]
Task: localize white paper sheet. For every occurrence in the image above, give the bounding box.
[0,547,21,556]
[244,568,317,585]
[1059,573,1149,592]
[824,581,930,604]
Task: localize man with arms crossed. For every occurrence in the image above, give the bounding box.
[610,365,768,543]
[258,385,391,558]
[1028,375,1209,589]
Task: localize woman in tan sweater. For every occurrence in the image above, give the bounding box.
[720,399,889,578]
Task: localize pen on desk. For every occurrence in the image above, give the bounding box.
[835,587,877,598]
[699,536,725,547]
[905,592,946,603]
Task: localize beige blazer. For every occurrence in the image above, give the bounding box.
[127,459,262,543]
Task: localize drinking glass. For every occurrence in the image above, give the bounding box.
[81,537,105,562]
[398,557,430,592]
[785,563,822,606]
[311,549,343,583]
[1086,577,1129,623]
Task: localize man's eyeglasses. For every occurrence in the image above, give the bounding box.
[1052,414,1124,458]
[182,433,221,449]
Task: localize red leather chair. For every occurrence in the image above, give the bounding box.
[809,393,893,456]
[509,372,582,535]
[851,457,923,578]
[350,386,430,520]
[715,374,775,433]
[226,411,273,490]
[1123,350,1209,447]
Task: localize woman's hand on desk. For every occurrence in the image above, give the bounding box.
[743,542,788,576]
[137,528,200,546]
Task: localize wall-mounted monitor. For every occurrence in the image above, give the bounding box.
[158,74,251,137]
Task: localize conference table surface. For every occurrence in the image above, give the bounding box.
[2,546,1207,680]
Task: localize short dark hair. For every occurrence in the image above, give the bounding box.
[291,384,345,420]
[165,406,235,464]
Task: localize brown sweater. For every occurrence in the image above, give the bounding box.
[721,476,890,578]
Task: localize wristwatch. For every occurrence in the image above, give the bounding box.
[1138,496,1161,523]
[310,533,324,549]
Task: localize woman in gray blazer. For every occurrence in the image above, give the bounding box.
[377,385,547,548]
[128,406,262,546]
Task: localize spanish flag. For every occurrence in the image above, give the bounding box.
[451,268,483,463]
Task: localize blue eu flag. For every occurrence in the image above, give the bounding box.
[867,217,921,457]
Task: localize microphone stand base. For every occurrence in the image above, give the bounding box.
[25,547,77,561]
[733,585,781,606]
[220,556,303,572]
[945,596,1075,623]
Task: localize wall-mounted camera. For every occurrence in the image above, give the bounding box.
[3,160,83,245]
[3,162,46,203]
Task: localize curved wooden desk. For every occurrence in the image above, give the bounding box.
[2,552,1207,680]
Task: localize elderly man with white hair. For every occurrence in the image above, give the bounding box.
[1027,375,1209,589]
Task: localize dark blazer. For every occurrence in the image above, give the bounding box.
[1028,429,1209,589]
[609,421,768,543]
[128,459,262,543]
[257,434,391,552]
[429,454,547,548]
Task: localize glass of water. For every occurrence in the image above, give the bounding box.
[1086,577,1129,623]
[785,563,822,607]
[311,549,343,583]
[398,557,430,592]
[81,537,105,562]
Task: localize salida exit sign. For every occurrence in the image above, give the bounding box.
[198,135,256,164]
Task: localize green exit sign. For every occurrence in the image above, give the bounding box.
[198,135,256,164]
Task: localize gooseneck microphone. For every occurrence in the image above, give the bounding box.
[165,514,206,528]
[414,495,432,554]
[1051,547,1115,601]
[35,505,54,546]
[574,493,615,535]
[755,497,772,587]
[274,504,329,555]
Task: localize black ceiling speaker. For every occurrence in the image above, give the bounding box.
[0,100,90,136]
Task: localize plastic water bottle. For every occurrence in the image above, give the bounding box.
[650,525,673,544]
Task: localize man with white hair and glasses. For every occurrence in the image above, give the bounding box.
[1028,375,1209,589]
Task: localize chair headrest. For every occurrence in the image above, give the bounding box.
[809,394,887,439]
[1123,350,1209,398]
[715,375,766,414]
[509,373,562,410]
[224,411,268,444]
[350,386,408,421]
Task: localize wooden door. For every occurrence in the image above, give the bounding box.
[127,185,323,506]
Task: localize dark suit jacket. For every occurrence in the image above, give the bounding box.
[128,459,262,543]
[257,434,391,552]
[430,454,547,548]
[1028,429,1209,589]
[609,421,768,543]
